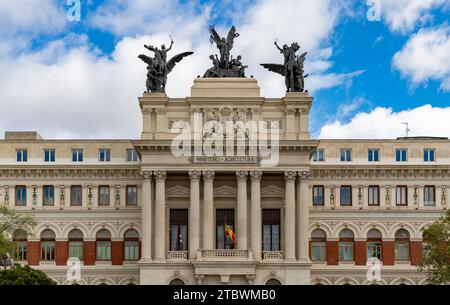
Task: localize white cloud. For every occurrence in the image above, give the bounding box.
[0,0,363,139]
[380,0,446,34]
[319,105,450,139]
[393,25,450,91]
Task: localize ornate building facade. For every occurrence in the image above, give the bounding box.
[1,78,446,285]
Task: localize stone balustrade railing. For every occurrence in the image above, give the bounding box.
[262,251,284,261]
[167,251,189,261]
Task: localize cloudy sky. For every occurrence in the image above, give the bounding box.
[0,0,449,139]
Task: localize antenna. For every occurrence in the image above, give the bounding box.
[402,122,411,138]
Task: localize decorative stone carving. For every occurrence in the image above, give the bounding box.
[3,186,9,206]
[284,171,297,181]
[188,170,201,181]
[330,186,335,208]
[236,170,248,181]
[87,185,93,210]
[298,171,310,181]
[441,186,447,207]
[202,170,215,181]
[59,185,66,210]
[358,186,363,208]
[154,170,167,181]
[140,170,152,180]
[413,186,419,208]
[32,185,37,209]
[250,171,262,181]
[385,186,391,208]
[115,185,122,209]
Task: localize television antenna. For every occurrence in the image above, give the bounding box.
[402,122,411,138]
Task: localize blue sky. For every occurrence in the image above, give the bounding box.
[0,0,449,139]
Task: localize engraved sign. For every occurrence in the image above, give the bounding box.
[192,156,259,164]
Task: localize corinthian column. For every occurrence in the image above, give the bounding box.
[140,170,152,261]
[203,171,215,250]
[284,171,297,261]
[297,171,311,262]
[189,170,201,259]
[236,171,248,250]
[250,171,262,260]
[154,170,167,261]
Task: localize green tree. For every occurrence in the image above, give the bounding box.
[0,204,36,259]
[420,209,450,285]
[0,265,56,285]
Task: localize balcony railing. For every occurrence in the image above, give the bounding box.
[167,251,189,261]
[198,249,252,261]
[262,251,284,261]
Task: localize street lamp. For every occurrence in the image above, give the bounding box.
[1,253,14,270]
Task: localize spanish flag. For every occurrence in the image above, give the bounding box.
[224,223,236,248]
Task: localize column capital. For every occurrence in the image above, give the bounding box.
[250,170,262,181]
[298,170,310,182]
[140,170,152,180]
[189,170,202,181]
[236,170,248,181]
[284,171,297,181]
[154,170,167,181]
[202,170,215,181]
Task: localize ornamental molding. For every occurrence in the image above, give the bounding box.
[236,170,248,181]
[249,170,262,181]
[0,167,140,180]
[154,170,167,181]
[202,170,215,181]
[188,170,201,180]
[284,171,297,181]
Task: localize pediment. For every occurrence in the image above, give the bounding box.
[166,185,190,197]
[213,185,237,198]
[261,185,284,198]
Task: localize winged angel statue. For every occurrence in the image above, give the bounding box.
[203,25,247,78]
[261,41,309,92]
[138,39,193,93]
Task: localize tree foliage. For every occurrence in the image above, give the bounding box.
[0,265,56,285]
[420,209,450,285]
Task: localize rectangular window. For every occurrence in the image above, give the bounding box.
[262,209,280,251]
[15,186,27,206]
[43,185,54,206]
[124,241,140,261]
[313,186,324,206]
[96,241,111,260]
[72,149,83,162]
[98,186,110,206]
[368,149,379,162]
[340,186,352,206]
[367,242,382,260]
[311,242,327,261]
[126,186,138,206]
[41,241,55,261]
[424,149,436,162]
[216,209,235,249]
[340,149,352,162]
[68,241,83,260]
[395,242,410,261]
[396,149,407,162]
[15,241,28,261]
[170,209,188,251]
[126,149,139,162]
[312,149,324,162]
[339,242,354,261]
[396,186,408,206]
[71,186,82,206]
[424,186,436,206]
[99,149,111,162]
[16,149,28,162]
[44,149,55,162]
[368,186,380,206]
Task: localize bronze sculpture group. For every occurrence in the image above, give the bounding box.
[138,25,309,93]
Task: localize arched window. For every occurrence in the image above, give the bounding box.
[266,279,282,285]
[40,229,56,261]
[367,229,382,260]
[68,229,84,260]
[169,279,185,285]
[96,229,111,261]
[339,229,354,261]
[124,229,140,261]
[12,229,28,261]
[395,229,410,261]
[311,229,327,262]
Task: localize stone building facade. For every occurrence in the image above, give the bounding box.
[1,78,447,285]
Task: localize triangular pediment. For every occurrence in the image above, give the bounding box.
[261,185,284,198]
[166,185,190,197]
[213,185,237,198]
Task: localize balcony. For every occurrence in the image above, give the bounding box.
[262,251,284,262]
[197,249,253,261]
[167,251,188,262]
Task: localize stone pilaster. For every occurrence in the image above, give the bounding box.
[189,170,201,259]
[140,170,152,261]
[297,171,310,262]
[154,170,167,261]
[284,171,297,261]
[250,171,262,260]
[202,171,215,250]
[236,171,248,250]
